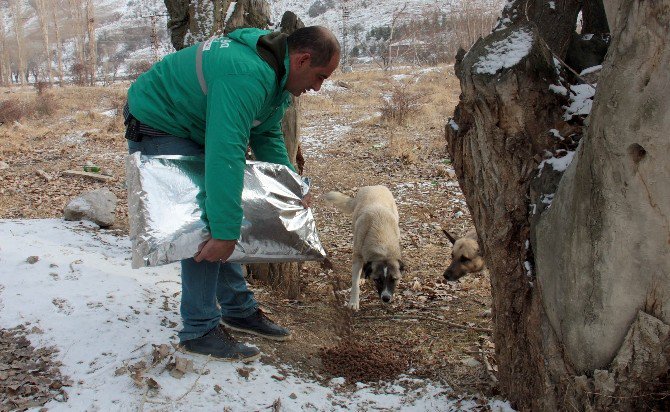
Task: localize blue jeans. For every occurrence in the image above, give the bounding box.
[128,134,258,342]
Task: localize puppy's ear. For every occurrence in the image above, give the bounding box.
[363,262,372,278]
[398,260,406,272]
[442,229,457,244]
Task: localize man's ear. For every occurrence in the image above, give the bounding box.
[297,52,311,68]
[363,262,372,279]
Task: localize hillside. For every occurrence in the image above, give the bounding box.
[1,0,503,83]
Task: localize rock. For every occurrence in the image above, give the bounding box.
[336,80,352,88]
[0,161,8,170]
[26,256,39,264]
[461,357,482,368]
[63,188,117,227]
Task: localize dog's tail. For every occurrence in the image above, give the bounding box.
[324,191,356,214]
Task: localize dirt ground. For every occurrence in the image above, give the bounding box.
[0,65,498,404]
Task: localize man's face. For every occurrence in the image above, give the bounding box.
[285,52,340,97]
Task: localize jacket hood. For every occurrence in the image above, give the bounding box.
[229,28,288,88]
[227,27,271,48]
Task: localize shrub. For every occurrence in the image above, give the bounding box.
[70,62,87,85]
[0,100,25,124]
[34,81,52,95]
[127,60,153,80]
[379,84,421,125]
[34,91,58,117]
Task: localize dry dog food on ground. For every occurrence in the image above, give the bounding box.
[319,338,414,383]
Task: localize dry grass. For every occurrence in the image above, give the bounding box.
[0,66,499,399]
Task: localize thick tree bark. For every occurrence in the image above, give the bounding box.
[447,23,567,408]
[535,0,670,407]
[496,0,581,59]
[447,0,670,409]
[581,0,609,34]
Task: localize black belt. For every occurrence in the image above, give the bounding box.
[123,103,171,142]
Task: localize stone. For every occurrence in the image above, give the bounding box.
[63,188,117,227]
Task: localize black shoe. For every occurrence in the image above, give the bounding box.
[180,325,261,362]
[221,309,292,341]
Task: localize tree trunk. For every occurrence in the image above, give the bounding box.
[163,1,307,299]
[0,8,9,86]
[50,0,64,85]
[446,0,670,409]
[33,0,52,84]
[85,0,96,86]
[581,0,609,34]
[9,0,26,85]
[496,0,581,59]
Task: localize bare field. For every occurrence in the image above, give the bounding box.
[0,65,498,399]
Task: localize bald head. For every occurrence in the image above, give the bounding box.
[287,26,341,67]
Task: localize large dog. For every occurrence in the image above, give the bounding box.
[442,229,485,281]
[324,186,404,310]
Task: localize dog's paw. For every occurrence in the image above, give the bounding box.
[346,300,360,311]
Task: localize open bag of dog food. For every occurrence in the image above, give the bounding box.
[125,152,327,268]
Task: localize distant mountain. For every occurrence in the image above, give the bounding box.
[2,0,502,83]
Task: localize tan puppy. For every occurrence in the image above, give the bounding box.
[324,186,404,310]
[442,229,485,281]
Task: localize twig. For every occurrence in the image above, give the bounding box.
[268,398,281,411]
[358,314,492,333]
[62,169,114,181]
[479,339,498,384]
[131,342,148,354]
[426,318,492,333]
[174,355,212,403]
[138,386,149,412]
[522,0,596,91]
[36,169,52,181]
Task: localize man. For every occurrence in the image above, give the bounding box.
[125,26,340,362]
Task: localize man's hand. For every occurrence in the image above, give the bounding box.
[301,193,313,209]
[194,238,237,263]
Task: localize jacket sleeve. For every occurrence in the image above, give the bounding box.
[248,100,297,173]
[204,75,267,240]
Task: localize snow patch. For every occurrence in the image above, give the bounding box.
[474,29,534,75]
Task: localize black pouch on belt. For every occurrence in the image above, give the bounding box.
[125,115,142,142]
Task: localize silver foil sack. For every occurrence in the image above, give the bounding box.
[126,152,326,268]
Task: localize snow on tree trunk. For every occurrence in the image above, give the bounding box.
[446,22,568,409]
[447,0,670,409]
[535,0,670,408]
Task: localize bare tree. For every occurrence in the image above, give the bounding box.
[85,0,96,85]
[386,3,407,71]
[50,0,65,85]
[8,0,26,84]
[31,0,52,84]
[446,0,670,409]
[0,6,10,86]
[66,0,86,76]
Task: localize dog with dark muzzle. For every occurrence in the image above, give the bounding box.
[324,186,404,310]
[443,229,485,281]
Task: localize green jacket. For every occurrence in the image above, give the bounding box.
[128,28,295,240]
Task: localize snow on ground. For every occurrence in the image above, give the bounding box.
[0,218,514,411]
[563,83,596,120]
